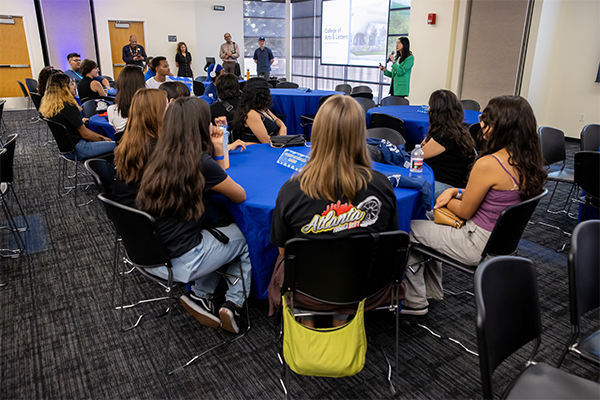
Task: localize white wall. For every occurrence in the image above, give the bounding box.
[523,0,600,138]
[0,0,45,79]
[406,0,467,105]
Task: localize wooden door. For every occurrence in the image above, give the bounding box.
[108,21,145,80]
[0,16,33,97]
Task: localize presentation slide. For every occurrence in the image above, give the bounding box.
[321,0,390,67]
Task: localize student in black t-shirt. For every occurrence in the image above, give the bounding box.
[232,77,286,143]
[39,73,115,159]
[420,89,477,199]
[77,59,107,100]
[268,95,399,327]
[112,88,168,207]
[136,97,251,334]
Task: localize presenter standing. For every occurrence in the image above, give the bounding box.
[175,42,193,78]
[253,37,274,79]
[379,37,414,98]
[220,33,240,75]
[122,35,147,68]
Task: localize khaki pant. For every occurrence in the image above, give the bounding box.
[403,219,491,309]
[223,61,236,75]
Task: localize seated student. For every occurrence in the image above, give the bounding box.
[420,89,477,199]
[268,95,399,327]
[145,56,171,89]
[158,80,190,102]
[401,95,547,316]
[107,65,146,134]
[210,72,241,124]
[232,78,286,143]
[39,73,115,158]
[38,66,62,97]
[77,59,107,100]
[203,64,223,105]
[136,97,252,334]
[144,56,156,81]
[64,52,110,87]
[112,88,168,208]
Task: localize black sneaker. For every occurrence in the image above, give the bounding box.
[180,293,221,328]
[219,300,241,334]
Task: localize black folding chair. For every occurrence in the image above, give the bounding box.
[370,113,407,143]
[366,127,405,146]
[475,256,600,399]
[353,97,376,113]
[0,148,25,259]
[380,96,409,106]
[25,78,38,94]
[276,82,299,89]
[350,92,374,100]
[192,80,205,96]
[538,126,574,215]
[460,99,480,111]
[580,123,600,151]
[299,94,334,138]
[334,83,352,95]
[98,194,251,375]
[557,219,600,369]
[0,134,28,233]
[352,85,373,94]
[279,231,409,397]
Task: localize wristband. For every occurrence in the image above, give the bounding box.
[213,155,225,160]
[456,188,463,199]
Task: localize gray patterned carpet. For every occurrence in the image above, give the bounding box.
[0,109,597,399]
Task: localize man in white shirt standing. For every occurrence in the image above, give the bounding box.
[145,56,171,88]
[219,33,240,76]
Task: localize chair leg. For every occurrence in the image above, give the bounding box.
[0,194,25,258]
[556,328,579,368]
[7,185,28,232]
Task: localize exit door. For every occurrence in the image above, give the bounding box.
[0,16,33,97]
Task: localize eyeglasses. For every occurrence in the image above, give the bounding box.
[72,59,81,62]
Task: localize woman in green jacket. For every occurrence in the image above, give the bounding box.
[379,37,414,97]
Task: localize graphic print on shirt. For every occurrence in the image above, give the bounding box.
[301,196,382,234]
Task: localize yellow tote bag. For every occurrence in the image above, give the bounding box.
[282,296,367,378]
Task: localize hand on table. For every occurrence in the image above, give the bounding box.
[228,140,247,152]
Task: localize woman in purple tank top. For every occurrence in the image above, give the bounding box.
[402,95,547,315]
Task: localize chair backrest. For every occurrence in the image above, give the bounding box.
[81,100,100,118]
[0,99,5,119]
[475,256,541,399]
[481,189,548,259]
[192,80,205,96]
[580,123,600,151]
[317,94,334,109]
[30,92,43,111]
[43,118,77,154]
[103,75,114,82]
[0,148,7,183]
[460,99,480,111]
[350,92,374,100]
[538,126,566,166]
[370,113,406,141]
[0,134,18,183]
[277,82,299,89]
[352,85,372,94]
[283,231,409,304]
[25,78,38,94]
[80,96,115,105]
[366,127,405,146]
[353,97,376,113]
[569,220,600,326]
[84,159,116,198]
[574,151,599,200]
[381,96,409,106]
[97,194,172,269]
[17,81,29,98]
[335,84,352,95]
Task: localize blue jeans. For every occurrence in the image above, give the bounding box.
[149,223,252,307]
[434,181,454,201]
[75,139,115,159]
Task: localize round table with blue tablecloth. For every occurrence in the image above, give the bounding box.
[366,105,481,145]
[214,143,434,299]
[88,114,116,140]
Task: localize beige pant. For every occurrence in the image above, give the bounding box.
[403,219,491,309]
[223,61,236,75]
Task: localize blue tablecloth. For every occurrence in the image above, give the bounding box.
[214,143,434,299]
[270,89,343,136]
[89,115,116,140]
[366,105,481,144]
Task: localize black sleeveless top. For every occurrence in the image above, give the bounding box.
[240,111,279,143]
[77,77,97,100]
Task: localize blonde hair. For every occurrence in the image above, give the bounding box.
[299,95,372,203]
[39,73,80,118]
[115,89,167,183]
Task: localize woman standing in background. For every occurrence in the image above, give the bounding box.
[175,42,193,78]
[379,37,414,98]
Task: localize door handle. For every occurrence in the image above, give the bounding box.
[0,64,30,68]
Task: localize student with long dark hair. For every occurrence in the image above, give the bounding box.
[39,73,115,158]
[107,65,146,133]
[137,97,251,334]
[421,89,477,198]
[232,78,286,143]
[379,37,414,97]
[401,95,547,316]
[112,88,168,207]
[268,95,398,326]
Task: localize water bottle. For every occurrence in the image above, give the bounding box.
[222,124,230,170]
[246,69,250,80]
[410,144,424,173]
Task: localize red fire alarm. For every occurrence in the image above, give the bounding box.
[427,13,436,25]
